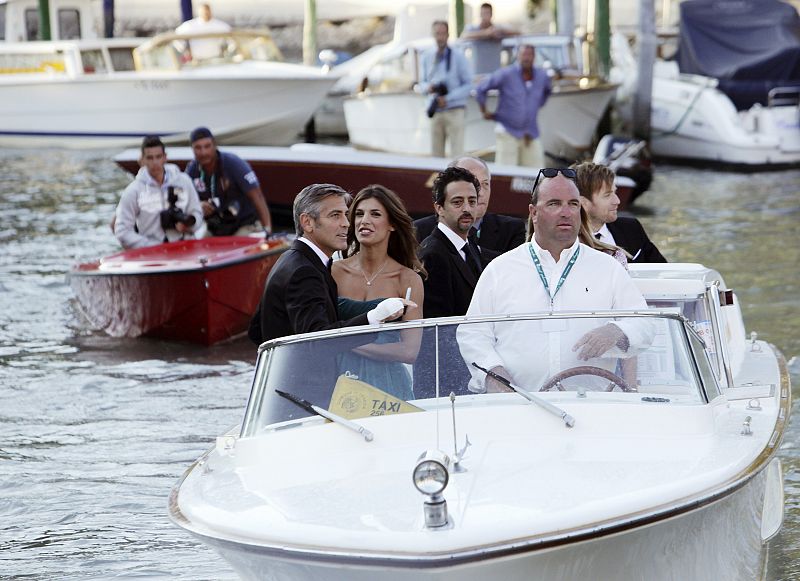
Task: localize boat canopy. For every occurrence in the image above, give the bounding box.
[675,0,800,109]
[242,312,721,438]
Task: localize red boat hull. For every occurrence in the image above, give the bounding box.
[115,146,552,220]
[69,236,288,346]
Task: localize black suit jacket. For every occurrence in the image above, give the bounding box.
[250,240,369,344]
[608,216,667,263]
[419,228,482,318]
[414,213,526,254]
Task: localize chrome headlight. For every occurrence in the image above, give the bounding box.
[413,450,450,496]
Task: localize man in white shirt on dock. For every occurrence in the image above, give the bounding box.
[457,168,653,393]
[175,3,231,61]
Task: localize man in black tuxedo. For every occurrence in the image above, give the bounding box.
[249,183,407,345]
[414,156,525,255]
[416,166,487,397]
[575,162,667,263]
[419,165,488,318]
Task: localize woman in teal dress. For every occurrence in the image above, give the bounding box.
[331,185,426,400]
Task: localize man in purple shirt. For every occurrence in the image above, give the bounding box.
[476,44,551,168]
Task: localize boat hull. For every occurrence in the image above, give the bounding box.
[0,72,336,148]
[115,145,642,221]
[636,75,800,168]
[69,237,287,345]
[190,466,771,580]
[343,84,617,162]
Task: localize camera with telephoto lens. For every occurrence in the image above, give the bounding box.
[205,199,241,236]
[426,83,449,118]
[159,186,197,230]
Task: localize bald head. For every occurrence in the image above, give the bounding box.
[451,157,491,220]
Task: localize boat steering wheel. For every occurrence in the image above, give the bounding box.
[539,365,636,393]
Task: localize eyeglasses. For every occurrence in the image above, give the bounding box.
[531,167,577,197]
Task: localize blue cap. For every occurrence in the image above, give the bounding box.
[190,126,214,143]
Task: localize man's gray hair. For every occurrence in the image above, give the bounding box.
[448,156,491,179]
[293,183,350,236]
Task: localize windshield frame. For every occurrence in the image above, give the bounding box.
[242,310,716,437]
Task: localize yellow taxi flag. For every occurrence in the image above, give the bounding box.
[328,374,422,420]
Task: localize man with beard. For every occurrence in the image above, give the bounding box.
[418,166,484,318]
[186,127,273,237]
[414,156,525,255]
[574,162,667,263]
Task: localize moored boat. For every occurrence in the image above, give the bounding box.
[343,34,617,162]
[0,28,337,148]
[69,236,289,345]
[169,262,790,578]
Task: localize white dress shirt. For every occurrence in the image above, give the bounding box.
[595,223,616,246]
[437,222,469,261]
[298,236,330,267]
[457,239,652,392]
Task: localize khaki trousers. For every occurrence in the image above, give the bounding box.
[495,129,544,168]
[431,107,466,158]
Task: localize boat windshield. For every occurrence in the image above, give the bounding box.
[133,30,284,71]
[241,312,715,437]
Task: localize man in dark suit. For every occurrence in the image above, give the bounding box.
[415,166,486,397]
[419,166,484,318]
[575,162,667,263]
[249,183,407,345]
[414,156,525,255]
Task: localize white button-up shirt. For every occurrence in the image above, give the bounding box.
[457,239,652,392]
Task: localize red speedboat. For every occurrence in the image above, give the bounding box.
[69,236,289,346]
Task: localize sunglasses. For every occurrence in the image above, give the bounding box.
[531,167,577,196]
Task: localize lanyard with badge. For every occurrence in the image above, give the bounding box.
[528,243,580,310]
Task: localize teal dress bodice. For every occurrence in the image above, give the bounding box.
[336,297,414,400]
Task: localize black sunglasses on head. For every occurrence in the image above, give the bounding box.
[531,167,577,197]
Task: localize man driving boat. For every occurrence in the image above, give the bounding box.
[457,168,654,393]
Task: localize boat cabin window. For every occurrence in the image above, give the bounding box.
[0,6,6,41]
[108,48,136,72]
[24,8,38,41]
[80,49,107,74]
[500,36,582,77]
[58,9,81,40]
[241,314,708,437]
[0,50,67,74]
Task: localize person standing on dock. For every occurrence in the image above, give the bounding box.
[114,136,203,249]
[185,127,273,237]
[460,2,519,75]
[573,162,667,263]
[418,20,473,159]
[476,43,551,168]
[175,3,231,62]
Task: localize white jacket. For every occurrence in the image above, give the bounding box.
[115,163,203,249]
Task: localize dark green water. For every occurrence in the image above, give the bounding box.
[0,150,798,578]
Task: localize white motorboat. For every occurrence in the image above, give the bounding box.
[0,29,338,148]
[613,35,800,167]
[343,35,617,161]
[170,263,790,580]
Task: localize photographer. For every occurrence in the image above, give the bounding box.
[115,136,203,249]
[417,20,473,158]
[185,127,273,237]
